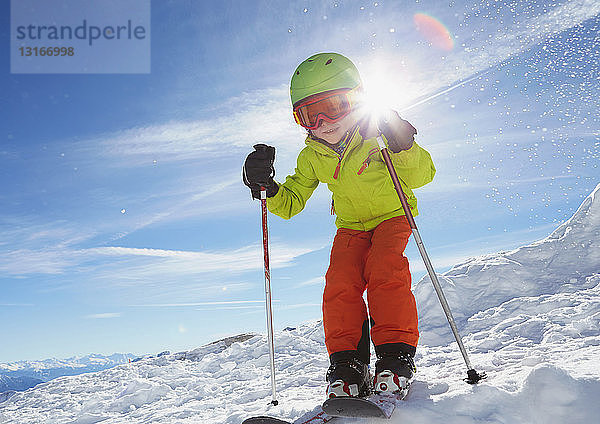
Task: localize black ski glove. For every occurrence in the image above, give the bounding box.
[359,109,417,153]
[242,143,279,200]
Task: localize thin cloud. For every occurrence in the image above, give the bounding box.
[276,303,321,311]
[130,300,268,307]
[296,276,325,288]
[85,313,122,319]
[420,174,577,194]
[231,302,322,317]
[89,86,304,166]
[0,249,82,275]
[0,217,97,250]
[90,243,316,275]
[196,305,265,311]
[0,218,100,275]
[108,177,241,241]
[129,300,274,312]
[0,240,319,278]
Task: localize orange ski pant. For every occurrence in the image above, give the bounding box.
[323,216,419,357]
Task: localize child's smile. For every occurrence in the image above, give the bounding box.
[313,112,356,145]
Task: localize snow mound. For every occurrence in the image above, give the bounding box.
[398,364,600,423]
[415,183,600,345]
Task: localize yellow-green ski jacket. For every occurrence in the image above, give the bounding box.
[267,126,436,231]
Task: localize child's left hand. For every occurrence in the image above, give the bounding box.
[359,109,417,153]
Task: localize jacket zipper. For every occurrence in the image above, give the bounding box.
[332,127,357,180]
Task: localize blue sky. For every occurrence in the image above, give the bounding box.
[1,0,598,362]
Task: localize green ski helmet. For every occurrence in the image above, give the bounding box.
[290,52,362,107]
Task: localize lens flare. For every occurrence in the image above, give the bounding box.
[413,13,454,51]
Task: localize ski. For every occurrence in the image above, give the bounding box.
[242,387,408,423]
[322,394,393,419]
[242,417,291,424]
[322,385,409,419]
[243,377,409,424]
[242,404,336,424]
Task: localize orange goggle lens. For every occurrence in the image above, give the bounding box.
[293,90,354,130]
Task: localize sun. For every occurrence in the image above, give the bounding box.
[357,56,414,121]
[360,74,396,123]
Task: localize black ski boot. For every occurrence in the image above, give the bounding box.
[373,352,415,395]
[326,354,371,398]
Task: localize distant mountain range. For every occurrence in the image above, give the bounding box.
[0,375,43,394]
[0,353,136,392]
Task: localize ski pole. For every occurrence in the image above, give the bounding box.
[375,135,486,385]
[260,186,279,405]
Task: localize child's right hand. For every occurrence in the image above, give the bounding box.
[242,144,279,199]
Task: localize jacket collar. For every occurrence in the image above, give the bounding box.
[304,124,361,157]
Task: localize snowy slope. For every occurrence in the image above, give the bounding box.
[1,184,599,424]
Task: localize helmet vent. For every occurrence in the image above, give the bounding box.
[325,59,333,65]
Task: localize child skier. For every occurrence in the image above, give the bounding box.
[243,52,436,398]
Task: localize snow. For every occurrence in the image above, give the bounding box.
[1,183,599,423]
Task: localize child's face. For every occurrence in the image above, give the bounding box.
[312,111,358,145]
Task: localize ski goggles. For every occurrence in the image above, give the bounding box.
[293,88,360,130]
